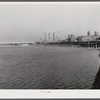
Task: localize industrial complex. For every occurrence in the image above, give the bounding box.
[36,31,100,48]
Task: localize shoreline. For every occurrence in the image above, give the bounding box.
[42,44,100,51]
[0,44,100,50]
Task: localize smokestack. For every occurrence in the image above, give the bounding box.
[53,33,55,40]
[94,31,99,36]
[87,31,90,36]
[45,33,47,41]
[48,33,50,41]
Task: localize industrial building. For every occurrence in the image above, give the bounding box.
[77,31,100,42]
[68,34,77,42]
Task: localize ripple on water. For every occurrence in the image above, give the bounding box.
[0,46,99,89]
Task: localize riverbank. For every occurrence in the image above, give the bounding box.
[41,44,100,52]
[38,40,100,49]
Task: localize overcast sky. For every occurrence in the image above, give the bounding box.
[0,3,100,42]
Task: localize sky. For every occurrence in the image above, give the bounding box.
[0,3,100,42]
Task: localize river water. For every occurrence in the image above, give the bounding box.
[0,45,99,89]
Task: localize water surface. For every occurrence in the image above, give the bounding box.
[0,46,99,89]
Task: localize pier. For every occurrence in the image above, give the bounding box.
[37,31,100,48]
[37,41,100,49]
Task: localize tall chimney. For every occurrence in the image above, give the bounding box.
[45,33,47,41]
[48,33,50,41]
[53,33,55,40]
[87,31,90,36]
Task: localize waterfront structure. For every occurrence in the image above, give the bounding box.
[92,31,100,41]
[39,31,100,47]
[77,35,93,42]
[68,34,77,42]
[77,31,100,42]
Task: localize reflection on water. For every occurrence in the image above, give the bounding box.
[0,46,99,89]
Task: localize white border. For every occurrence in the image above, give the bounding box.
[0,2,99,4]
[0,90,100,98]
[0,2,99,99]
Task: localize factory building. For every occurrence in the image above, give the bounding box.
[68,34,77,42]
[44,32,56,42]
[77,31,100,42]
[77,36,93,42]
